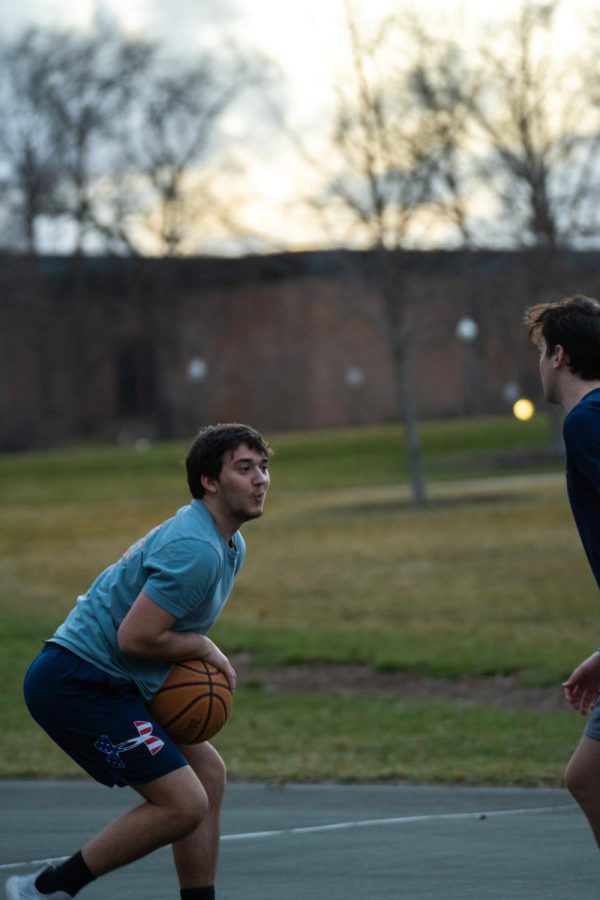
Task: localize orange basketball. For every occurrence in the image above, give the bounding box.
[149,659,233,745]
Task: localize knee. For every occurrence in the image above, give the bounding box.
[565,759,582,801]
[565,757,598,809]
[173,781,210,837]
[184,744,227,806]
[202,748,227,804]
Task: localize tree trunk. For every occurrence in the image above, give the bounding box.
[396,345,428,505]
[380,253,428,506]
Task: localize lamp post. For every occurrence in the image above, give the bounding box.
[345,366,365,425]
[187,357,208,429]
[455,317,482,415]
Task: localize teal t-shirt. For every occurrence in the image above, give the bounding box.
[51,500,245,700]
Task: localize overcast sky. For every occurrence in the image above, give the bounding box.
[2,0,532,123]
[2,0,592,253]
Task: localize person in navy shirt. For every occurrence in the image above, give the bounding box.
[6,424,272,900]
[526,295,600,847]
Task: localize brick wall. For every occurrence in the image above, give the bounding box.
[1,249,598,450]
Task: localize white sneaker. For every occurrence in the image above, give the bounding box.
[5,871,71,900]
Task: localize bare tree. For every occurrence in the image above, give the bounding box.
[402,0,600,451]
[410,1,600,251]
[0,17,278,256]
[0,29,66,253]
[45,18,154,255]
[0,20,154,255]
[121,55,260,256]
[474,1,600,249]
[310,2,472,504]
[297,3,591,499]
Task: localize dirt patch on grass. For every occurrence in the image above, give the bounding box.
[233,656,568,713]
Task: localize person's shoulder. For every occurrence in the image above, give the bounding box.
[580,387,600,407]
[170,501,213,534]
[149,503,219,551]
[564,390,600,440]
[570,388,600,411]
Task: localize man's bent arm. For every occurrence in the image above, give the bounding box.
[117,591,236,689]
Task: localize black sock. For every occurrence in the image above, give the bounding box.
[180,888,215,900]
[35,852,96,898]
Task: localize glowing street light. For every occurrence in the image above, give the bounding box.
[513,398,535,421]
[455,317,479,343]
[187,357,207,382]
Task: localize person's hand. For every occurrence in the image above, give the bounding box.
[199,638,237,693]
[563,652,600,714]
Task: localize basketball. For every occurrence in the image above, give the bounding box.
[149,659,233,744]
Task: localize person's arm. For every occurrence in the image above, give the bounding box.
[562,651,600,714]
[117,591,236,690]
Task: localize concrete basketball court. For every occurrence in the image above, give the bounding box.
[1,780,599,898]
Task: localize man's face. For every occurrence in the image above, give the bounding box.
[213,442,270,524]
[538,337,560,404]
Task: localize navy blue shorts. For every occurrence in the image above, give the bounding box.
[24,643,188,788]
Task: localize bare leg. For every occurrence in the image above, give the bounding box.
[565,735,600,848]
[171,742,226,888]
[81,765,208,876]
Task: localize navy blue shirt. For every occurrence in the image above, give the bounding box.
[564,388,600,587]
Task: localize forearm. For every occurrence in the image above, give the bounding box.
[118,624,216,662]
[119,625,237,689]
[117,592,237,689]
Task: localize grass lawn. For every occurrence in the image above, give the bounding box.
[1,415,595,785]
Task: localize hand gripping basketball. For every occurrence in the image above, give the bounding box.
[149,659,233,744]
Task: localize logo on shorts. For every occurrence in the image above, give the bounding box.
[95,720,165,768]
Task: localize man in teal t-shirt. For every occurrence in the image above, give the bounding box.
[52,497,246,701]
[7,424,272,900]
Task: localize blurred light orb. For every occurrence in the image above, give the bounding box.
[513,398,535,421]
[502,381,521,404]
[345,366,365,387]
[188,357,207,382]
[455,317,479,343]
